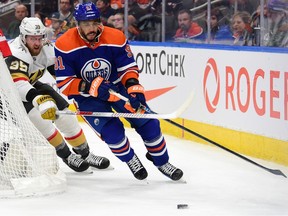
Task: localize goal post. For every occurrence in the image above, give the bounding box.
[0,52,66,198]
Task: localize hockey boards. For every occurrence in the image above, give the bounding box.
[57,91,194,119]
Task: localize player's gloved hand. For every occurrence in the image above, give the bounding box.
[89,77,120,102]
[127,84,147,111]
[32,95,58,120]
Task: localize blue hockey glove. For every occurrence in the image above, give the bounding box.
[127,84,147,111]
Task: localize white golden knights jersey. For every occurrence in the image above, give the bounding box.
[5,37,55,102]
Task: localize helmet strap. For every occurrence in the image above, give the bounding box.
[20,35,27,45]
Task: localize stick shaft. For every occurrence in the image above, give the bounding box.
[57,110,179,119]
[162,118,287,178]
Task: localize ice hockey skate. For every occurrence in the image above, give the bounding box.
[84,152,110,169]
[127,154,148,180]
[146,152,183,181]
[62,153,90,172]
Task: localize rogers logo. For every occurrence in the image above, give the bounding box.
[203,58,220,113]
[202,58,288,120]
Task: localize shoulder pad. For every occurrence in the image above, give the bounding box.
[9,37,32,65]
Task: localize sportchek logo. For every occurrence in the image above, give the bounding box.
[203,58,288,120]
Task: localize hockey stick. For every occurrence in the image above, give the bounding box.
[159,119,287,178]
[57,110,183,119]
[110,91,287,178]
[57,90,194,119]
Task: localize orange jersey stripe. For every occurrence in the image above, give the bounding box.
[58,78,82,96]
[111,142,129,153]
[146,140,166,152]
[121,70,139,85]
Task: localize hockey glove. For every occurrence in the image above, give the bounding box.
[32,95,58,120]
[88,77,120,102]
[127,83,147,111]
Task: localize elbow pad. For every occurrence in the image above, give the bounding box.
[125,78,139,88]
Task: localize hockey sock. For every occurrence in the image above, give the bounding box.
[73,142,90,158]
[55,142,71,159]
[101,119,134,162]
[136,119,169,166]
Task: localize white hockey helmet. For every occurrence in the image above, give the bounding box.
[19,17,46,43]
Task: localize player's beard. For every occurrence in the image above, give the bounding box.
[27,44,42,56]
[84,31,97,42]
[78,24,103,43]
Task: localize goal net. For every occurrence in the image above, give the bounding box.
[0,52,66,198]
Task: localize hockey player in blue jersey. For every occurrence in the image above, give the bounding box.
[54,2,183,181]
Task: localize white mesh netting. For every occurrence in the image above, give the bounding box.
[0,53,66,198]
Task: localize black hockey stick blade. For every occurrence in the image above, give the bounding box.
[160,118,287,178]
[264,168,287,178]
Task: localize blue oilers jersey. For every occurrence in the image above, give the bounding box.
[54,26,139,99]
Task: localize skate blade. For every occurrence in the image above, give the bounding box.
[161,176,187,184]
[170,177,187,184]
[83,167,94,174]
[176,178,187,184]
[130,178,149,185]
[140,179,149,184]
[90,165,115,171]
[66,167,94,175]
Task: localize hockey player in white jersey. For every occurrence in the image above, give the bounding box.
[5,17,110,172]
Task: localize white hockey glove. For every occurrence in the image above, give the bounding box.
[32,95,58,120]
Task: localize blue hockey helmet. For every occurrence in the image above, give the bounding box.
[73,2,101,22]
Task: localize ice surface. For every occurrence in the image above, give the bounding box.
[1,123,288,216]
